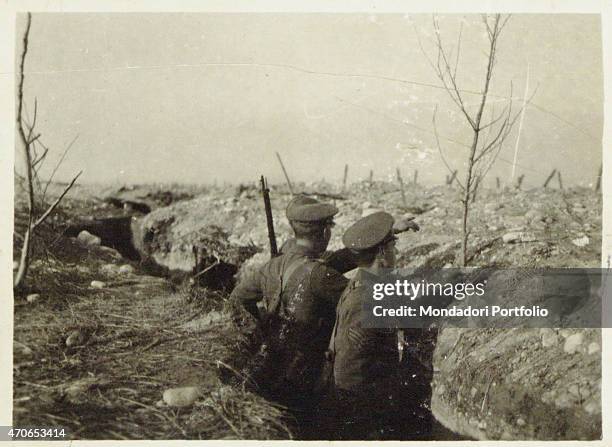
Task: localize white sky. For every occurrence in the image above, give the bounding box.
[15,13,603,187]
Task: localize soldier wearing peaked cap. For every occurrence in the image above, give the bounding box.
[280,195,358,274]
[281,197,419,274]
[230,194,348,437]
[322,211,415,440]
[330,212,399,389]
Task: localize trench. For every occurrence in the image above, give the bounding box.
[62,211,466,440]
[63,214,244,292]
[64,216,141,261]
[238,327,469,441]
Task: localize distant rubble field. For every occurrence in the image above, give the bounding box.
[133,182,601,276]
[16,180,602,274]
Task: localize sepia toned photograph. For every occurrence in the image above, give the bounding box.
[9,10,604,441]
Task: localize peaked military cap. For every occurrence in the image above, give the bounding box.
[342,211,395,251]
[286,194,338,222]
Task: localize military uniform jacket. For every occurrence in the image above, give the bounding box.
[230,244,348,392]
[329,268,398,391]
[279,238,358,274]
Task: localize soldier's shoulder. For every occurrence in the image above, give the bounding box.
[349,278,369,292]
[310,260,344,279]
[256,253,288,278]
[308,260,348,292]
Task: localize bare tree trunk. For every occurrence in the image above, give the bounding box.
[460,16,497,267]
[14,13,33,291]
[461,136,479,266]
[14,13,82,291]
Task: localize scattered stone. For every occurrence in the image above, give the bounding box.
[100,264,120,275]
[485,203,503,213]
[118,264,135,274]
[587,342,600,354]
[559,329,572,338]
[14,341,33,357]
[26,293,40,304]
[579,384,592,400]
[571,235,590,247]
[162,386,201,407]
[63,377,102,402]
[563,333,584,354]
[98,246,123,259]
[584,399,600,415]
[66,330,87,347]
[77,230,101,247]
[525,209,545,223]
[568,384,580,399]
[540,329,559,348]
[90,280,106,289]
[155,399,166,408]
[436,384,446,395]
[516,418,526,427]
[502,232,536,244]
[502,232,515,243]
[554,392,578,409]
[13,261,19,271]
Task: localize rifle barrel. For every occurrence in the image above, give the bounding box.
[261,176,278,257]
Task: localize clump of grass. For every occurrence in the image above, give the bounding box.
[185,385,293,439]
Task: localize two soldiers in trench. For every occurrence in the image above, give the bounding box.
[229,195,423,439]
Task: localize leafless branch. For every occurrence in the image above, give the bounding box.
[478,103,509,132]
[32,146,49,168]
[33,171,82,230]
[432,16,476,130]
[453,21,463,79]
[433,105,465,191]
[42,134,79,201]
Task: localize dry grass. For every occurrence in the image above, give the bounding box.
[13,252,292,440]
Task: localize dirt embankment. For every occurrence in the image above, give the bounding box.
[432,327,601,440]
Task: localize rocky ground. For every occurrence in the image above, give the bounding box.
[12,179,602,440]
